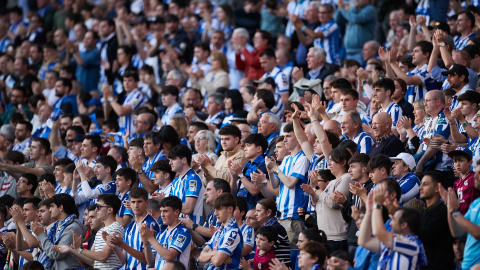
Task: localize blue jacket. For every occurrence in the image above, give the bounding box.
[335,4,377,54]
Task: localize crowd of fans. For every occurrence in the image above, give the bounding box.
[2,0,480,269]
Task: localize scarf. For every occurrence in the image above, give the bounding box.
[264,216,278,227]
[47,214,76,244]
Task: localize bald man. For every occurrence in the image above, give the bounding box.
[324,120,342,138]
[368,112,404,158]
[415,90,453,179]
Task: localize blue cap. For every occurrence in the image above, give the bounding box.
[68,134,85,142]
[85,98,102,107]
[448,146,473,160]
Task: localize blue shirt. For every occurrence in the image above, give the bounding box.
[237,155,267,210]
[396,172,420,203]
[313,19,341,65]
[422,109,452,171]
[119,89,145,136]
[205,217,244,270]
[153,223,191,269]
[142,150,167,183]
[277,151,310,220]
[240,223,255,260]
[117,191,134,218]
[463,197,480,269]
[171,168,205,224]
[344,128,374,154]
[454,32,476,50]
[124,215,160,270]
[405,64,439,103]
[379,102,403,130]
[378,234,428,270]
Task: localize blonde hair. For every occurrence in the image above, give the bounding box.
[170,117,188,138]
[211,51,229,73]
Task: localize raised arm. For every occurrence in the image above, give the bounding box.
[357,192,381,253]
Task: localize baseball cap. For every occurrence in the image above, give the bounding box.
[390,153,417,170]
[68,134,85,142]
[448,146,473,161]
[434,21,451,34]
[441,64,469,79]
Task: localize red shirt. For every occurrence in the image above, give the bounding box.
[235,45,268,80]
[253,248,276,270]
[454,171,480,214]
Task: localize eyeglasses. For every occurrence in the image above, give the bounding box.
[195,136,206,141]
[240,130,251,134]
[17,180,26,184]
[96,205,109,210]
[133,120,148,124]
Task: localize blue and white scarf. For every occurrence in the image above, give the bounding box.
[47,214,76,244]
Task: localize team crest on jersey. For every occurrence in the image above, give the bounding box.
[226,231,237,246]
[174,235,186,246]
[189,180,197,191]
[465,180,468,186]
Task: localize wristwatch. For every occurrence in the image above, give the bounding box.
[462,122,468,127]
[373,204,383,210]
[314,186,320,190]
[192,223,198,231]
[238,174,244,179]
[108,97,114,102]
[136,169,143,175]
[273,169,280,175]
[78,248,83,254]
[262,180,268,187]
[440,42,446,47]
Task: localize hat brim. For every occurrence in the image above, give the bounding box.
[447,150,472,160]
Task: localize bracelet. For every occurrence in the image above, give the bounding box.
[452,211,461,218]
[108,97,114,102]
[301,25,307,32]
[311,119,318,124]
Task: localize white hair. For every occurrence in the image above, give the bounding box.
[233,28,249,40]
[263,112,282,133]
[309,47,327,60]
[196,130,217,153]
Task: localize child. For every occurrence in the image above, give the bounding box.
[115,167,136,227]
[240,226,277,270]
[448,147,479,214]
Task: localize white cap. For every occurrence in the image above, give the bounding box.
[390,153,416,170]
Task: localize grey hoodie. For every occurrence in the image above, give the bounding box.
[38,218,87,270]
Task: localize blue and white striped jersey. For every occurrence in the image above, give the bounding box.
[161,103,184,126]
[153,223,191,269]
[117,190,134,218]
[349,129,374,155]
[407,124,425,150]
[54,182,71,195]
[285,0,310,37]
[205,217,244,270]
[12,138,31,153]
[396,172,420,203]
[186,60,212,88]
[272,93,285,119]
[81,155,99,169]
[379,102,403,130]
[313,19,341,65]
[142,150,167,183]
[454,33,476,50]
[124,214,160,270]
[119,89,146,136]
[450,85,473,110]
[277,151,310,220]
[378,234,428,270]
[171,169,205,224]
[74,181,117,205]
[261,66,289,95]
[240,223,255,260]
[405,64,439,103]
[422,109,452,171]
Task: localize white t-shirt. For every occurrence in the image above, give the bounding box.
[94,221,124,270]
